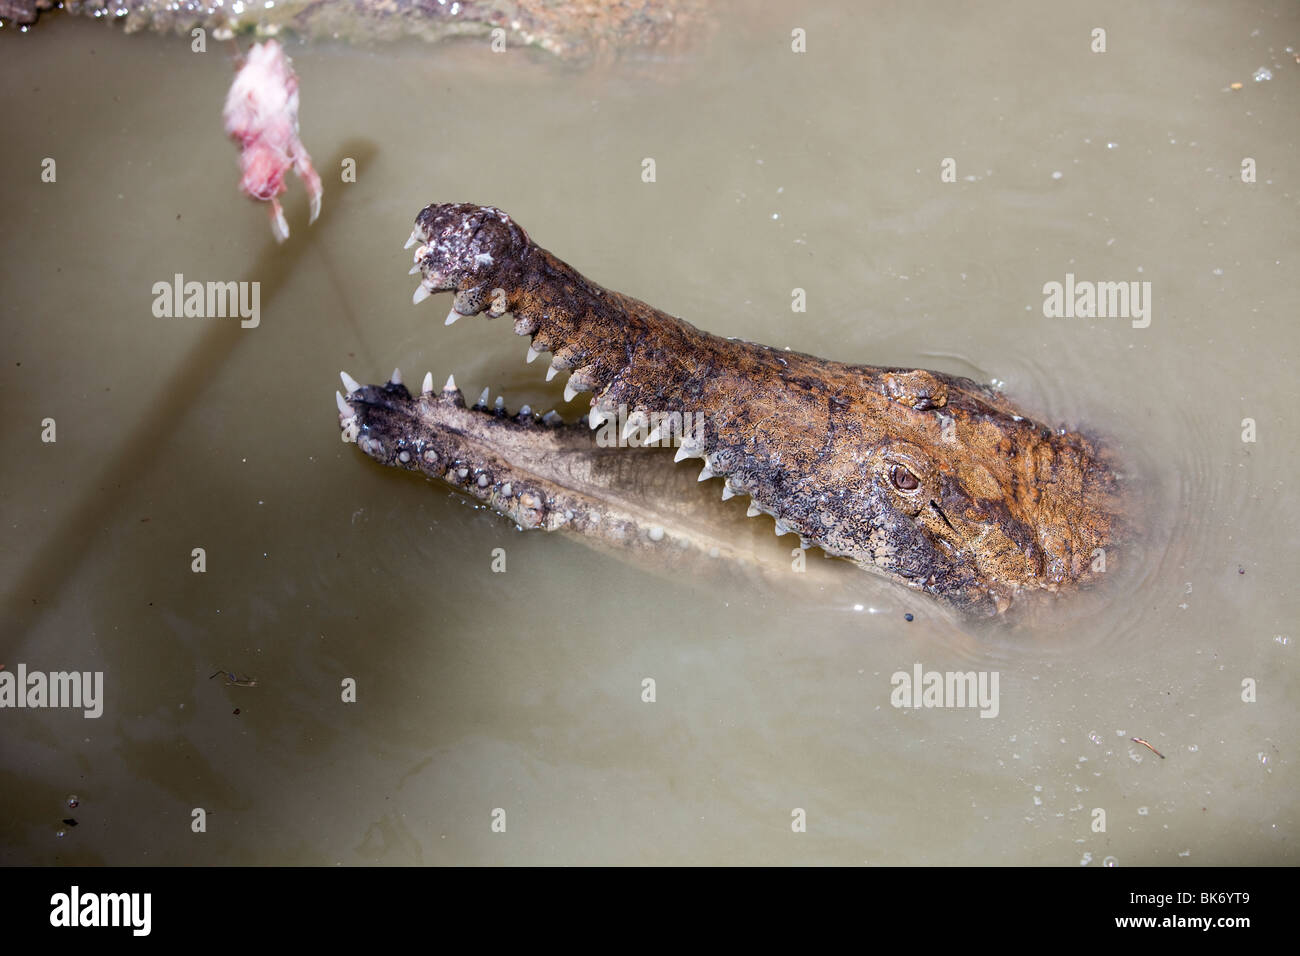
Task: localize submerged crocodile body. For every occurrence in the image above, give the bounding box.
[0,0,704,63]
[336,203,1124,616]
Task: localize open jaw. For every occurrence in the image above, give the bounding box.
[336,203,1125,617]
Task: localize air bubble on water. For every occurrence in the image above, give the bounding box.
[1274,635,1290,646]
[1051,171,1063,180]
[1253,67,1272,82]
[1138,806,1149,816]
[1103,856,1118,867]
[67,795,79,809]
[1080,852,1093,866]
[56,830,66,838]
[1089,732,1103,744]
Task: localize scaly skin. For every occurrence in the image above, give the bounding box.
[337,203,1125,616]
[2,0,705,64]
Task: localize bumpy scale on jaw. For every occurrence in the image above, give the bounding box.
[351,203,1124,616]
[335,369,738,561]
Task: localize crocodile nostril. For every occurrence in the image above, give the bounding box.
[891,465,920,491]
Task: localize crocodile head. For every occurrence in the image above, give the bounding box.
[338,203,1124,616]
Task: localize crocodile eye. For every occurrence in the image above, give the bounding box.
[891,464,920,491]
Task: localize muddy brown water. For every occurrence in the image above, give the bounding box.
[1,1,1295,864]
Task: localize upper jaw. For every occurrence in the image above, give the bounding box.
[406,203,525,310]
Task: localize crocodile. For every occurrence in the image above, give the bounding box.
[335,203,1125,616]
[0,0,707,64]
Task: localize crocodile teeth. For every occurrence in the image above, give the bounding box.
[774,520,792,537]
[444,308,461,326]
[443,373,458,393]
[616,416,642,444]
[674,445,699,463]
[543,410,563,426]
[475,387,490,408]
[494,396,505,412]
[340,370,361,394]
[519,404,532,417]
[404,229,420,249]
[588,407,607,429]
[545,365,558,382]
[563,381,580,403]
[697,465,714,482]
[421,372,434,395]
[413,283,432,305]
[746,503,761,517]
[389,367,403,386]
[335,391,351,416]
[526,346,541,364]
[721,483,735,500]
[409,263,421,275]
[643,427,662,445]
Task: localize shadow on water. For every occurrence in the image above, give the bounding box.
[0,140,380,652]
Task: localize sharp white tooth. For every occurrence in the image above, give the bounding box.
[309,192,321,225]
[588,407,606,429]
[746,503,761,517]
[409,264,421,275]
[390,367,403,385]
[721,484,735,500]
[443,374,457,392]
[340,371,361,394]
[413,283,432,305]
[621,419,639,441]
[404,229,419,249]
[774,520,791,536]
[476,387,490,406]
[643,427,662,445]
[421,372,434,395]
[494,396,505,411]
[519,404,532,417]
[564,381,579,403]
[545,365,558,382]
[335,391,351,416]
[543,411,563,426]
[444,308,460,326]
[697,466,713,482]
[674,445,697,463]
[526,346,540,363]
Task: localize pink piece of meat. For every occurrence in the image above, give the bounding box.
[223,40,322,242]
